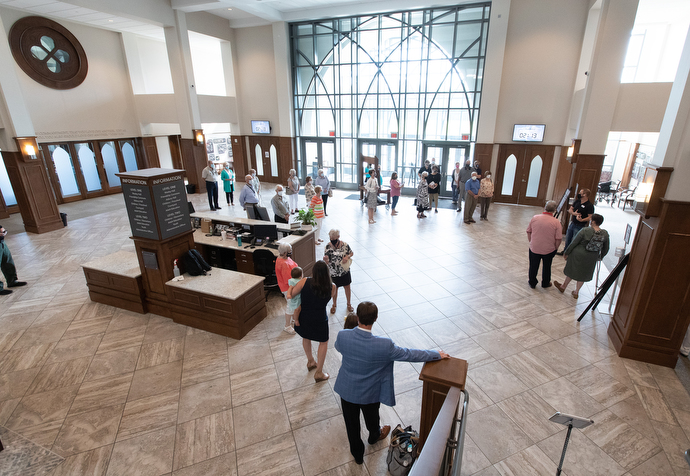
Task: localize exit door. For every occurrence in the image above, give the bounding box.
[494,144,554,206]
[358,139,397,184]
[422,143,470,197]
[303,139,335,181]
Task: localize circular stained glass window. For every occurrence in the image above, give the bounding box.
[9,16,88,90]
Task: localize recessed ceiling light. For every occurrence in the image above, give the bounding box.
[228,8,232,10]
[108,19,113,22]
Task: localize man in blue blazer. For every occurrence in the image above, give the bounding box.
[334,301,450,464]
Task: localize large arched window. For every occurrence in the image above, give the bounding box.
[291,4,490,185]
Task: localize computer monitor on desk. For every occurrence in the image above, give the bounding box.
[246,206,271,222]
[253,224,278,242]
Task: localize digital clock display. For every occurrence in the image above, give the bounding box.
[512,124,545,142]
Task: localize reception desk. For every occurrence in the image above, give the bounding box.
[166,269,266,339]
[191,213,316,277]
[82,251,146,313]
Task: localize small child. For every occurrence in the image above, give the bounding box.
[287,267,303,326]
[344,312,358,330]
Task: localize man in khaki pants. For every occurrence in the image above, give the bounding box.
[463,172,480,224]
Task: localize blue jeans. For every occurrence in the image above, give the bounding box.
[451,183,458,202]
[391,195,399,210]
[563,223,584,252]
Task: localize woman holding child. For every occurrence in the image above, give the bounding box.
[276,243,298,335]
[288,260,335,382]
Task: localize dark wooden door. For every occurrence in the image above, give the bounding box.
[494,144,554,206]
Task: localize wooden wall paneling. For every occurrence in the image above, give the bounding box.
[138,137,160,169]
[179,139,207,194]
[608,200,690,367]
[552,147,573,202]
[2,151,63,233]
[278,136,295,180]
[474,143,493,172]
[0,187,9,219]
[168,136,184,171]
[620,143,639,189]
[571,154,604,196]
[231,136,247,178]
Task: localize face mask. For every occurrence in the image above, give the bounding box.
[319,173,323,177]
[472,177,477,181]
[277,191,283,196]
[252,173,256,178]
[486,175,491,179]
[330,239,338,246]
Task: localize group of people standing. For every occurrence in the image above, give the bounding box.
[274,230,449,465]
[526,188,610,299]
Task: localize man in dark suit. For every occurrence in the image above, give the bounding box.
[334,301,449,464]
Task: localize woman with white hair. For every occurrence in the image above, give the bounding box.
[286,169,300,214]
[323,229,354,314]
[416,171,430,218]
[314,169,331,216]
[275,242,299,334]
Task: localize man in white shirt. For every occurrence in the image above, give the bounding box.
[201,160,221,210]
[239,174,259,215]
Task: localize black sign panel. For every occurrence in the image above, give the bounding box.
[152,178,192,240]
[122,182,159,240]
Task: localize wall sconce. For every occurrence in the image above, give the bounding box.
[567,146,575,158]
[15,137,40,161]
[193,129,205,146]
[25,144,36,159]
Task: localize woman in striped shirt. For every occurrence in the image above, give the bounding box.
[309,185,325,245]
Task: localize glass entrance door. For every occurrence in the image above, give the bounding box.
[303,139,335,182]
[358,139,398,187]
[422,143,469,197]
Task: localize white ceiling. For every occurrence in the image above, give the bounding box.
[0,0,474,39]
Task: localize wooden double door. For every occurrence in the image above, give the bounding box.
[493,144,554,206]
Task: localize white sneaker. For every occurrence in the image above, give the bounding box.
[284,326,296,335]
[680,346,690,357]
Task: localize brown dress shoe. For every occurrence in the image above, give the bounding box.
[376,425,391,442]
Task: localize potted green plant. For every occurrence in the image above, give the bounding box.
[295,208,316,230]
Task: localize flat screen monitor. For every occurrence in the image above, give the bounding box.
[513,124,545,142]
[253,224,278,241]
[251,120,271,134]
[246,205,271,221]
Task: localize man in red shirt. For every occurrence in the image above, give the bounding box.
[526,201,562,289]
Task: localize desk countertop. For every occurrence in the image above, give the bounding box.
[166,268,264,300]
[193,229,284,255]
[190,212,295,232]
[82,251,142,278]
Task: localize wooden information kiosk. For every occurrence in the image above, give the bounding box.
[82,168,268,340]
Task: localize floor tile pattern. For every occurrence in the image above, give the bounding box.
[0,188,688,475]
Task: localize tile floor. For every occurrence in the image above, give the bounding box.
[0,186,689,476]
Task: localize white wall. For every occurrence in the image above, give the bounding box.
[611,83,673,131]
[233,25,281,136]
[0,8,140,142]
[492,0,590,144]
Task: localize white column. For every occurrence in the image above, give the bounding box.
[577,0,639,154]
[0,11,35,151]
[272,21,294,138]
[652,28,690,201]
[476,0,510,144]
[164,10,201,139]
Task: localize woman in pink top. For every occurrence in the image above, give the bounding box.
[390,172,403,215]
[275,242,298,334]
[309,185,326,245]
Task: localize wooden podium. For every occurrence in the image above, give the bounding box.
[418,357,468,450]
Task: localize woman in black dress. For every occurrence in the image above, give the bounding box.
[288,261,335,382]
